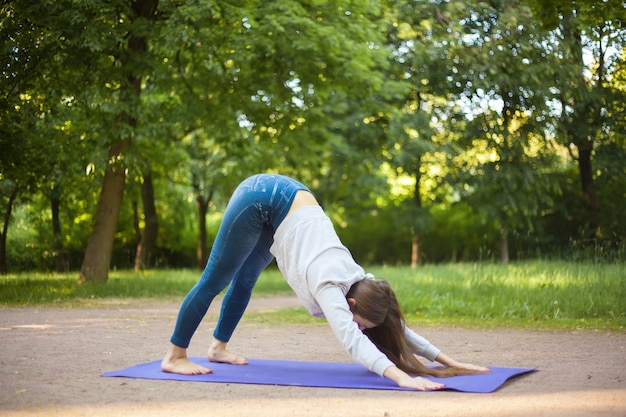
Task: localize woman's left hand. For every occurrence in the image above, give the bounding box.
[451,361,490,373]
[434,353,490,373]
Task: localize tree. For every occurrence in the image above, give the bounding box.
[526,0,626,240]
[78,0,159,282]
[380,0,474,266]
[447,0,563,262]
[384,0,622,262]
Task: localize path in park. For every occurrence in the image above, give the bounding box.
[1,297,624,417]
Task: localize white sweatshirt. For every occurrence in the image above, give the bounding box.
[269,205,440,376]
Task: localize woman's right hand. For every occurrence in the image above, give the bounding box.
[397,375,446,391]
[384,365,446,391]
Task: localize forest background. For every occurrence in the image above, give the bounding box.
[1,0,624,281]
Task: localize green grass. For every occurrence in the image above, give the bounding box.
[0,268,294,306]
[369,261,625,330]
[1,261,624,330]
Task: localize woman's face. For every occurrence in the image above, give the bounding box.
[352,313,377,332]
[347,297,380,331]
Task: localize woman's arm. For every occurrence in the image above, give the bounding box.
[404,326,489,373]
[404,326,440,361]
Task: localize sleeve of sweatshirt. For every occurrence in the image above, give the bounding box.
[314,284,395,377]
[404,326,440,361]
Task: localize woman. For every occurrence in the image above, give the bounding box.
[162,173,488,391]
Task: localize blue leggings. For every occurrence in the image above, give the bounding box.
[170,174,310,348]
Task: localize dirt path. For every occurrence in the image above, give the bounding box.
[0,297,624,417]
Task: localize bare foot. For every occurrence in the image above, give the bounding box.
[161,344,213,375]
[208,338,248,365]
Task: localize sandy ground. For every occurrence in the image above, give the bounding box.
[0,296,624,417]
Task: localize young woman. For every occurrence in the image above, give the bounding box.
[162,173,488,391]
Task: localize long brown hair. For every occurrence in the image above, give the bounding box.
[347,279,477,377]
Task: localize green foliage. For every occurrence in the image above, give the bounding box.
[2,0,625,274]
[594,140,626,241]
[338,205,412,265]
[424,203,493,262]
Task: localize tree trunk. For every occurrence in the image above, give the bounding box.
[499,227,509,264]
[134,172,158,271]
[196,194,209,270]
[0,184,18,275]
[51,189,68,272]
[561,11,601,235]
[411,170,422,269]
[410,233,419,269]
[576,143,600,234]
[79,141,129,283]
[132,199,141,244]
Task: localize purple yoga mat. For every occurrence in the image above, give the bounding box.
[102,358,536,393]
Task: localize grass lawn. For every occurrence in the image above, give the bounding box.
[1,260,623,330]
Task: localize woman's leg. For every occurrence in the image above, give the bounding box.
[162,180,267,374]
[208,225,274,364]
